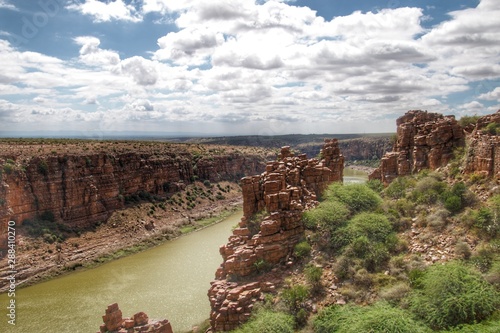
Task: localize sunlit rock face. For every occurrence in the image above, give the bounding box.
[208,139,344,332]
[463,110,500,178]
[0,148,266,255]
[369,110,464,184]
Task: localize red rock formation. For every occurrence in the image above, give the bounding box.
[369,110,464,184]
[463,110,500,178]
[0,149,266,255]
[208,139,344,331]
[98,303,173,333]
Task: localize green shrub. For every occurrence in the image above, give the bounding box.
[409,261,499,330]
[444,194,462,213]
[294,241,311,258]
[410,176,447,205]
[3,163,14,175]
[324,183,382,214]
[304,264,323,289]
[366,179,384,193]
[331,213,395,272]
[344,213,393,244]
[281,284,309,316]
[314,302,430,333]
[384,177,411,199]
[458,115,480,127]
[445,318,500,333]
[302,200,349,230]
[232,308,294,333]
[38,160,49,175]
[483,122,500,135]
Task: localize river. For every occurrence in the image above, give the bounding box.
[0,169,368,333]
[0,209,243,333]
[343,167,369,183]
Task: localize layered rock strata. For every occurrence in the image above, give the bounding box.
[98,303,173,333]
[463,110,500,178]
[369,110,464,184]
[0,148,266,255]
[208,139,344,331]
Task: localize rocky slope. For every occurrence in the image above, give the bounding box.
[208,139,344,331]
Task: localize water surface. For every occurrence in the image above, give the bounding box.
[0,209,242,333]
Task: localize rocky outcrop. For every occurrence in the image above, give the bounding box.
[0,147,266,255]
[369,110,464,184]
[463,110,500,178]
[98,303,173,333]
[208,139,344,331]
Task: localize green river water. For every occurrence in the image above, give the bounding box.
[0,210,243,333]
[0,169,368,333]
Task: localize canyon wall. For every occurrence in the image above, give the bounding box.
[369,110,465,184]
[298,137,392,161]
[463,110,500,178]
[208,139,344,331]
[0,146,267,255]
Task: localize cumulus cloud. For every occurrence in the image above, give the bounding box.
[479,87,500,102]
[1,0,499,134]
[117,56,158,86]
[74,36,120,67]
[154,26,224,65]
[67,0,142,23]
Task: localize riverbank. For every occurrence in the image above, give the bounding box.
[0,181,242,292]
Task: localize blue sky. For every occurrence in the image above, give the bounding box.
[0,0,499,137]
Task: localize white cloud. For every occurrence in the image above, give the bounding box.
[67,0,142,23]
[117,56,158,86]
[74,36,120,67]
[479,87,500,102]
[0,0,17,11]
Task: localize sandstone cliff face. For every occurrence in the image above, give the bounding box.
[369,110,464,184]
[208,140,344,331]
[0,146,266,255]
[463,110,500,178]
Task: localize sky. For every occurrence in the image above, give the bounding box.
[0,0,499,137]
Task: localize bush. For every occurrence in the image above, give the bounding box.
[366,179,383,193]
[304,264,323,289]
[445,318,500,333]
[302,200,349,230]
[409,261,499,329]
[232,308,294,333]
[483,122,500,135]
[332,213,395,272]
[314,302,430,333]
[38,160,49,176]
[324,183,382,214]
[281,284,309,316]
[294,241,311,258]
[458,115,480,127]
[384,177,411,199]
[410,176,447,205]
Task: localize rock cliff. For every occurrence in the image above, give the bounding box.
[208,139,344,331]
[97,303,173,333]
[463,110,500,178]
[369,110,464,184]
[0,141,267,256]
